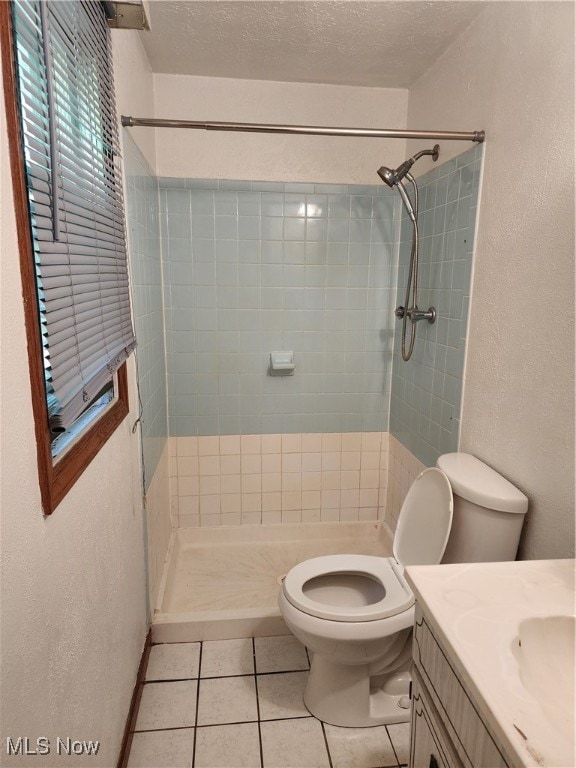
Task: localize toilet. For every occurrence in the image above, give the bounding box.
[278,452,528,728]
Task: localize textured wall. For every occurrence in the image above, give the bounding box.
[112,30,156,170]
[408,2,575,559]
[0,33,152,767]
[152,74,408,184]
[390,145,481,466]
[161,179,399,436]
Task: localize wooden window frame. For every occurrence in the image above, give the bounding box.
[1,3,130,516]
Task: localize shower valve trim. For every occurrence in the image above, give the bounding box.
[395,306,437,324]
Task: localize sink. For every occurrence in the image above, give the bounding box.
[513,615,575,746]
[405,559,575,767]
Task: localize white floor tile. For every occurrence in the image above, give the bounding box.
[146,642,200,681]
[324,723,398,768]
[260,718,330,768]
[197,675,258,725]
[134,681,197,731]
[127,729,195,768]
[387,722,410,765]
[257,672,309,720]
[195,723,261,768]
[254,635,309,673]
[201,638,254,677]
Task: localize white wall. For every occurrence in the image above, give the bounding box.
[152,74,408,183]
[113,30,157,170]
[0,31,156,767]
[408,1,575,559]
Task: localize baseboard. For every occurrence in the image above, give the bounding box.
[117,628,152,768]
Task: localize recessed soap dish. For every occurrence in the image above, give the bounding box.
[269,351,295,376]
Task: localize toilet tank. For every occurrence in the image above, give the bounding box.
[436,453,528,563]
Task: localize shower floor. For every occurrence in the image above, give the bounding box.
[153,521,392,642]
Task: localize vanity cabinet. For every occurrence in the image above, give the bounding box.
[411,669,463,768]
[409,605,511,768]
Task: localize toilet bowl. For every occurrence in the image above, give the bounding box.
[279,466,453,727]
[278,453,529,728]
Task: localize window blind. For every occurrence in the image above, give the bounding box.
[12,0,136,433]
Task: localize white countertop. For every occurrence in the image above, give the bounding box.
[405,559,575,768]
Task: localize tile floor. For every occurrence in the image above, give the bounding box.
[127,635,410,768]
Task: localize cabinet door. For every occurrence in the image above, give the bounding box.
[410,672,463,768]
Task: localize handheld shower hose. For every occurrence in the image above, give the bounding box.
[377,146,439,361]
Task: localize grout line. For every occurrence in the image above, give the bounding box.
[385,724,404,768]
[256,668,310,677]
[320,721,334,768]
[133,725,196,734]
[191,642,203,768]
[133,715,318,736]
[259,715,312,723]
[198,667,311,681]
[252,638,264,768]
[145,677,200,683]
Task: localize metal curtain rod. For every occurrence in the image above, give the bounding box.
[120,116,485,143]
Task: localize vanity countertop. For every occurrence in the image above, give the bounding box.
[404,559,575,768]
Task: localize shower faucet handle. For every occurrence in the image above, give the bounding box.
[408,306,437,324]
[395,305,437,324]
[394,305,406,319]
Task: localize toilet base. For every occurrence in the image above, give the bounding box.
[304,654,411,727]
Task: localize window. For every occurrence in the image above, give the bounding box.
[1,0,135,514]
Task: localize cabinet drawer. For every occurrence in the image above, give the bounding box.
[413,611,509,768]
[411,669,463,768]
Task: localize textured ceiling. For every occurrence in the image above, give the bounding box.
[140,1,486,88]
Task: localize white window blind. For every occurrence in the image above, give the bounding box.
[12,0,136,433]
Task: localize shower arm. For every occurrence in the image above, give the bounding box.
[120,116,485,143]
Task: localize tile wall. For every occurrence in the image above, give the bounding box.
[126,150,482,531]
[124,134,168,487]
[169,432,388,528]
[390,144,482,466]
[386,434,427,532]
[159,179,400,437]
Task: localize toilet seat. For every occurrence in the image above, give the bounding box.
[393,467,453,567]
[282,554,414,622]
[281,468,453,624]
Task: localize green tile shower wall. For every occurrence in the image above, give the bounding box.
[124,135,168,487]
[160,180,401,436]
[390,144,482,466]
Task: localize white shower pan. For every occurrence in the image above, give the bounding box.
[153,521,392,642]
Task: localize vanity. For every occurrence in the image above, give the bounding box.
[404,559,575,768]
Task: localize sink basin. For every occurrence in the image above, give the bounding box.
[513,615,575,746]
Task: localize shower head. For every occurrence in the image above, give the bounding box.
[377,144,440,188]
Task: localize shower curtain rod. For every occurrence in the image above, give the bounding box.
[120,116,485,143]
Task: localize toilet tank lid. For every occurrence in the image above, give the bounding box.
[436,453,528,514]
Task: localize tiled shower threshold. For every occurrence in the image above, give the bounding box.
[153,521,393,642]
